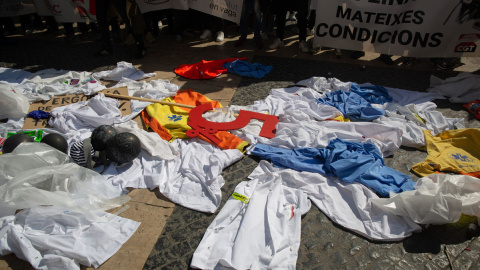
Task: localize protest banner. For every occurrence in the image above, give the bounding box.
[0,0,36,17]
[135,0,188,14]
[188,0,243,24]
[37,0,96,23]
[313,0,480,58]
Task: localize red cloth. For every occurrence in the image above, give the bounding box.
[174,57,247,79]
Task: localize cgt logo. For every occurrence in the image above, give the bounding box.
[455,42,477,52]
[144,0,169,4]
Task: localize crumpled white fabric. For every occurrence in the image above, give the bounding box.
[296,77,351,93]
[93,61,155,81]
[251,120,402,157]
[371,174,480,225]
[0,206,140,270]
[112,77,179,114]
[374,102,465,148]
[103,138,243,213]
[191,171,311,270]
[249,161,422,241]
[48,93,122,133]
[0,83,30,120]
[251,88,342,121]
[428,73,480,103]
[11,69,104,102]
[0,143,128,219]
[113,121,178,160]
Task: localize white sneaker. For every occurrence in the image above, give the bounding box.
[216,31,224,42]
[200,29,212,40]
[299,40,309,53]
[269,38,284,49]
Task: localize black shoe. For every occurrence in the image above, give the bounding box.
[350,51,365,59]
[436,58,461,70]
[402,57,417,67]
[94,47,112,57]
[380,54,394,65]
[235,36,246,47]
[254,37,263,49]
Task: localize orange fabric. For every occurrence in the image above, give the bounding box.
[460,171,480,178]
[173,89,223,110]
[141,109,173,141]
[174,57,247,79]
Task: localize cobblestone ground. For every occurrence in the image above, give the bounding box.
[144,56,480,270]
[2,31,480,270]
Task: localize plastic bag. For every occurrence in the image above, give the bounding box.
[0,143,129,219]
[0,84,30,120]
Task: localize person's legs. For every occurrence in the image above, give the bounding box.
[95,0,113,55]
[296,0,308,42]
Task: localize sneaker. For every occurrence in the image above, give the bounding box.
[350,51,365,59]
[436,58,461,70]
[235,36,246,47]
[200,29,212,40]
[299,40,309,53]
[145,32,156,43]
[379,54,394,65]
[269,38,284,49]
[288,11,297,21]
[335,48,343,58]
[402,57,417,67]
[255,37,264,49]
[306,28,314,36]
[216,31,224,42]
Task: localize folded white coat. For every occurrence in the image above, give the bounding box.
[371,174,480,224]
[0,206,140,270]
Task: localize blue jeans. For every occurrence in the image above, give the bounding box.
[239,0,262,38]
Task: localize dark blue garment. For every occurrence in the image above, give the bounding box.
[222,60,273,79]
[251,139,415,197]
[27,110,50,120]
[350,83,393,104]
[316,90,385,122]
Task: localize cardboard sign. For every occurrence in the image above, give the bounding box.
[23,88,132,129]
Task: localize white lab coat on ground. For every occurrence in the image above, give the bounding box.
[104,138,244,213]
[191,168,311,270]
[249,161,422,241]
[0,206,140,270]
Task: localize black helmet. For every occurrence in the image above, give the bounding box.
[2,133,35,154]
[106,132,141,164]
[41,133,69,154]
[90,125,117,151]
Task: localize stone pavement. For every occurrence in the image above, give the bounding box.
[1,21,480,270]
